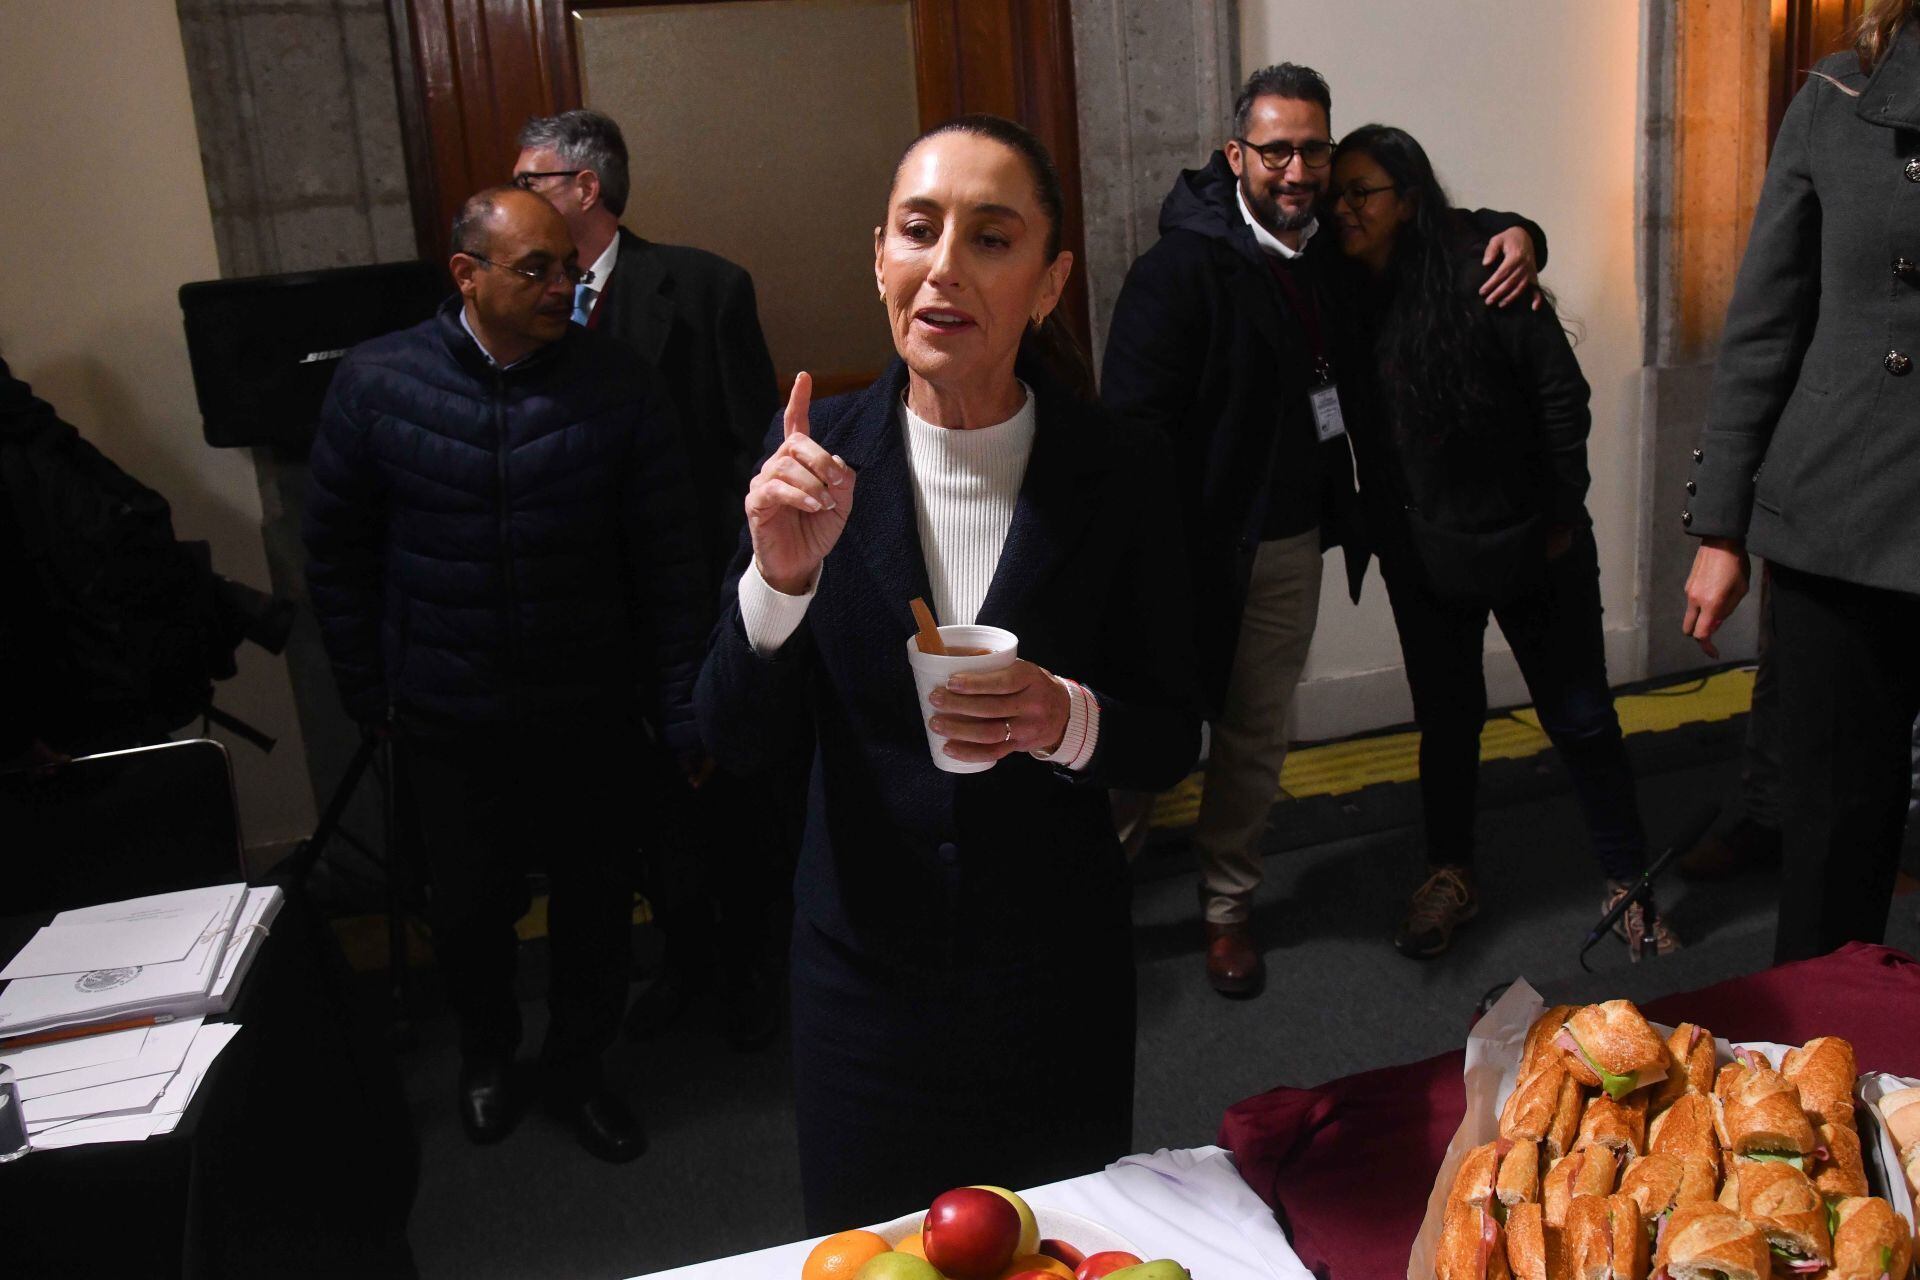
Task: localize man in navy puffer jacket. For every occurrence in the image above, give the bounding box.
[304,188,706,1162]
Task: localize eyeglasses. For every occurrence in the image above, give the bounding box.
[1335,182,1401,210]
[512,169,583,191]
[1234,137,1336,171]
[466,255,594,288]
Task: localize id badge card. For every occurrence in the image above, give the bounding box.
[1309,382,1347,442]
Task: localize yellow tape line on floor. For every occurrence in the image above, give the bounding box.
[1148,667,1755,829]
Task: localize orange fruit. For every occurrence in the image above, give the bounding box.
[999,1255,1073,1279]
[802,1229,892,1280]
[894,1232,928,1259]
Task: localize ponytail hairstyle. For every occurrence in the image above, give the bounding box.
[1856,0,1916,73]
[892,114,1096,403]
[1335,124,1502,443]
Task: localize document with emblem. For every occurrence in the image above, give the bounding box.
[0,883,245,980]
[0,884,248,1037]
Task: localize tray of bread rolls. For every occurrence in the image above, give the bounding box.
[1411,980,1917,1279]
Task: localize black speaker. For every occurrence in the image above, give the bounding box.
[179,260,446,448]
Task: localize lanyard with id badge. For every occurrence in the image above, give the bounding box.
[1269,259,1347,443]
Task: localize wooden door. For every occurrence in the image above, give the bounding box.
[1769,0,1867,145]
[388,0,1089,379]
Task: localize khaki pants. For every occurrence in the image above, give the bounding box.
[1194,529,1323,925]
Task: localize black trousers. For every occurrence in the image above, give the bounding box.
[1380,526,1648,882]
[789,917,1135,1234]
[1770,563,1920,962]
[404,719,640,1086]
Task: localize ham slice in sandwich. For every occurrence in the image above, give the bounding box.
[1436,1198,1515,1280]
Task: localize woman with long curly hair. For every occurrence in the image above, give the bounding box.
[1327,124,1671,962]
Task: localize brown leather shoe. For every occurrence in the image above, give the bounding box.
[1204,922,1264,997]
[1677,815,1782,882]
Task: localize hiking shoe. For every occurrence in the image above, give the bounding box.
[1396,865,1478,958]
[1604,881,1683,962]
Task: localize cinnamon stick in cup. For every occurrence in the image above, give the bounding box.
[909,597,947,655]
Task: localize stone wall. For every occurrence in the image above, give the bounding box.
[175,0,417,865]
[1070,0,1238,369]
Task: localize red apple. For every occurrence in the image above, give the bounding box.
[1074,1252,1143,1280]
[922,1187,1022,1280]
[1039,1240,1087,1269]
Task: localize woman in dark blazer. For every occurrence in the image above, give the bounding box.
[695,115,1201,1231]
[1325,125,1670,962]
[1682,1,1920,962]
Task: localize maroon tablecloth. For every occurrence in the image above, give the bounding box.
[1218,943,1920,1279]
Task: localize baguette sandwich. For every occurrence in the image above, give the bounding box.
[1734,1159,1831,1271]
[1524,1005,1584,1077]
[1649,1023,1716,1115]
[1647,1094,1720,1179]
[1437,1198,1516,1280]
[1558,1003,1670,1102]
[1616,1153,1714,1224]
[1779,1036,1857,1131]
[1546,1151,1622,1228]
[1505,1061,1573,1146]
[1716,1065,1817,1161]
[1565,1193,1647,1280]
[1453,1139,1543,1210]
[1649,1202,1769,1280]
[1828,1196,1914,1280]
[1813,1118,1871,1200]
[1504,1202,1568,1280]
[1576,1092,1649,1160]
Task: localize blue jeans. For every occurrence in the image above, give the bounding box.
[1381,525,1648,882]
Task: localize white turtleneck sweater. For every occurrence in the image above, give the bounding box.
[736,384,1098,770]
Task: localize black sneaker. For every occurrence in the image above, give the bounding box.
[1395,865,1478,958]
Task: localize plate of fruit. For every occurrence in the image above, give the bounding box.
[801,1185,1189,1280]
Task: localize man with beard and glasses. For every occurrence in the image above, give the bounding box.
[1101,63,1547,996]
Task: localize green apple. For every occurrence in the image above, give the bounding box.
[969,1185,1040,1256]
[855,1253,944,1280]
[1103,1262,1191,1280]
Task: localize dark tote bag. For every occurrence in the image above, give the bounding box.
[1401,505,1549,602]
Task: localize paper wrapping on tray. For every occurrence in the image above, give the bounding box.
[1405,981,1920,1280]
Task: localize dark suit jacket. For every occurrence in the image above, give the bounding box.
[1688,25,1920,594]
[594,227,779,583]
[695,360,1203,968]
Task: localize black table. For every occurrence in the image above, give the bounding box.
[0,893,417,1279]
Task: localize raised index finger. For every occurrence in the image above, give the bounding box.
[783,371,813,440]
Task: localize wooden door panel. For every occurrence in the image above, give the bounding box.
[393,0,1089,351]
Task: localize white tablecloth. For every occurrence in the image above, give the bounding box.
[632,1146,1314,1279]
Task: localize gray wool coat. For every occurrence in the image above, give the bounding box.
[1687,18,1920,594]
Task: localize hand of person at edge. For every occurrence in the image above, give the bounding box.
[927,661,1072,766]
[745,373,856,595]
[1545,524,1575,561]
[1681,537,1750,659]
[679,748,717,790]
[1481,227,1543,310]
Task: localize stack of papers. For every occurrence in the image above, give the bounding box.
[0,884,280,1038]
[1,1017,241,1149]
[0,884,283,1149]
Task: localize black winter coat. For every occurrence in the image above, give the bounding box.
[695,360,1203,968]
[1100,152,1547,708]
[304,300,707,744]
[1350,243,1592,597]
[1689,22,1920,593]
[592,228,779,585]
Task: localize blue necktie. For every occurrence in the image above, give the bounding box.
[571,283,594,327]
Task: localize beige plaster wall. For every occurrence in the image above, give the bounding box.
[1240,0,1649,738]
